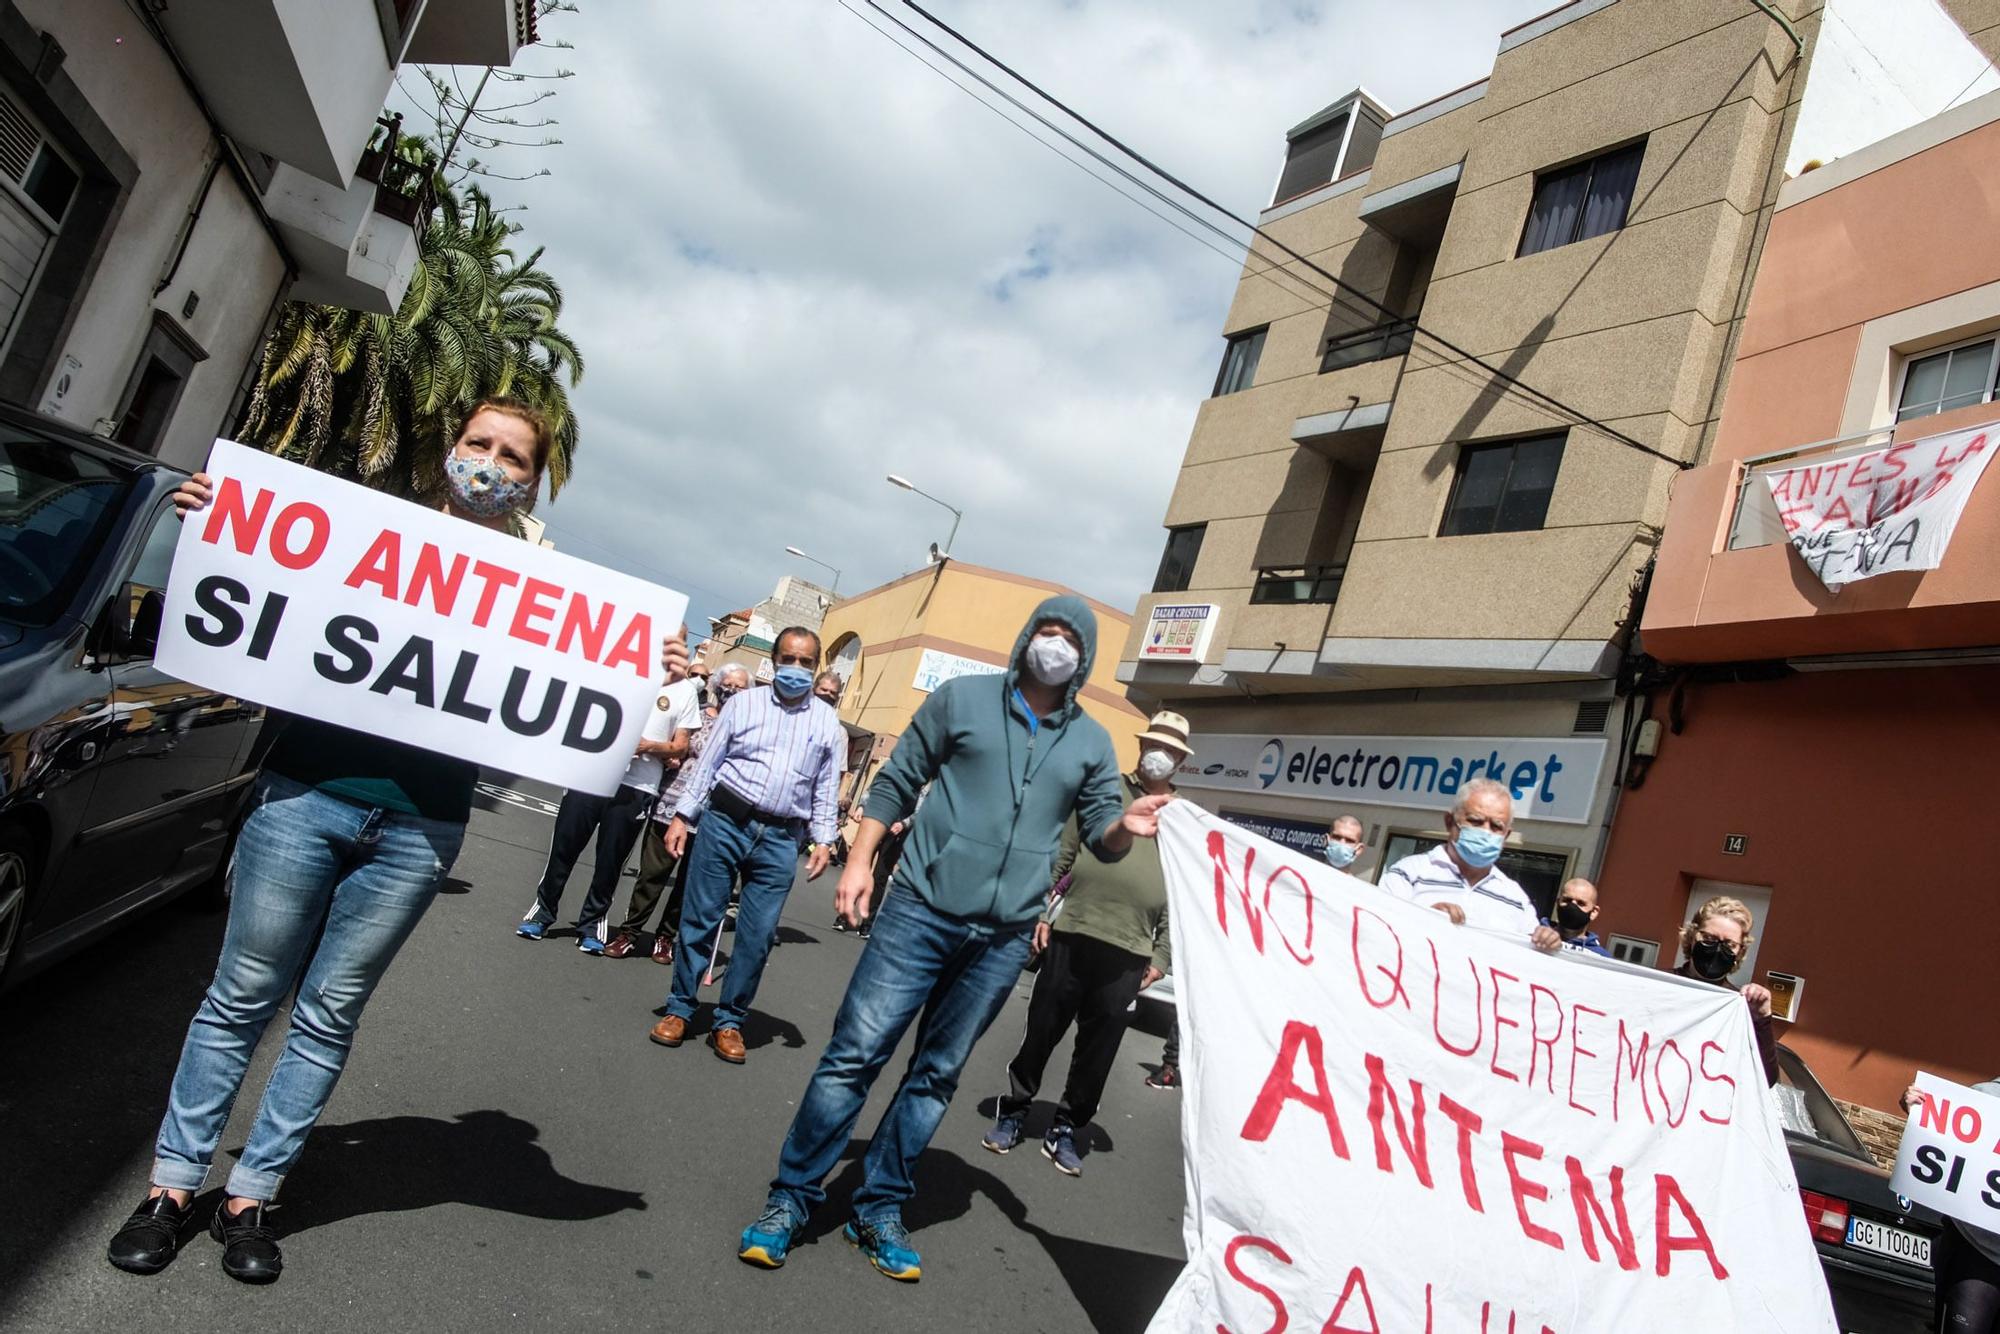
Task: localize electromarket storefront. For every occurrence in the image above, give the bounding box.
[1171,726,1612,922]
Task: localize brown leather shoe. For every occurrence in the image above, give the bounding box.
[604,931,639,959]
[651,933,674,966]
[649,1015,688,1047]
[709,1027,747,1064]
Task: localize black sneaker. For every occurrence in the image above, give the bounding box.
[1146,1062,1181,1091]
[210,1201,283,1284]
[107,1192,190,1274]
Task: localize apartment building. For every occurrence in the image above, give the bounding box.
[1597,87,2000,1111]
[0,1,529,469]
[699,575,837,684]
[1119,0,1993,907]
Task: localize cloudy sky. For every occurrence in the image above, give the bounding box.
[410,0,1552,636]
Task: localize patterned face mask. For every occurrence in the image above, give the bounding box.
[445,451,533,518]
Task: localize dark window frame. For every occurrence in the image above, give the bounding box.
[112,311,207,456]
[1438,432,1568,537]
[1272,112,1350,205]
[1516,139,1646,258]
[1212,326,1266,397]
[1152,523,1206,593]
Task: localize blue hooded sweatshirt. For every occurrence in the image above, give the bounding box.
[862,594,1128,926]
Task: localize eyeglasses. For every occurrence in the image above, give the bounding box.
[1695,932,1740,954]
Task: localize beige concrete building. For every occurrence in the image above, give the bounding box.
[1119,0,1996,911]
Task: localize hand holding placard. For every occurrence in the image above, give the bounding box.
[1892,1073,2000,1233]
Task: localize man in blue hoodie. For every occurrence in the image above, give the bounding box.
[736,596,1171,1281]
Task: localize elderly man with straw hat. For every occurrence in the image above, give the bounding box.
[981,710,1194,1177]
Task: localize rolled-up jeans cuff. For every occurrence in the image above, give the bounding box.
[223,1164,284,1203]
[152,1158,210,1193]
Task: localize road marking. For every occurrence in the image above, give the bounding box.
[476,781,561,818]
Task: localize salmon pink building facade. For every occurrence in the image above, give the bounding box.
[1600,90,2000,1111]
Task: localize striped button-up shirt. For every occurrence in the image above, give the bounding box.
[673,685,845,844]
[1380,844,1537,938]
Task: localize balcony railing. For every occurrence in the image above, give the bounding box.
[1251,563,1346,605]
[355,115,436,233]
[1320,318,1416,374]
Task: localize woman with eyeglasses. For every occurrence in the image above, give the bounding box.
[1672,894,1778,1086]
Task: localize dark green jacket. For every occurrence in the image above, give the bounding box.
[1046,773,1170,972]
[862,595,1126,926]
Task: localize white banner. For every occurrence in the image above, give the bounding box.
[157,440,688,796]
[1148,802,1836,1333]
[1891,1073,2000,1234]
[1175,733,1607,824]
[1763,423,1996,588]
[912,647,1005,693]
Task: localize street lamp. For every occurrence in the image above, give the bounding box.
[784,545,841,597]
[885,473,963,561]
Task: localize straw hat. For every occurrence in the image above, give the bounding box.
[1136,710,1194,757]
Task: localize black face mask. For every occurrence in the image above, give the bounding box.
[1690,938,1737,980]
[1555,902,1593,933]
[711,687,738,709]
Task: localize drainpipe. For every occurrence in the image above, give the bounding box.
[1749,0,1804,63]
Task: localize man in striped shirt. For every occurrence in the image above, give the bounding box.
[649,627,845,1064]
[1379,777,1562,952]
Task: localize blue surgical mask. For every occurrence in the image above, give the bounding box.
[772,664,814,699]
[1322,841,1359,869]
[1453,825,1505,868]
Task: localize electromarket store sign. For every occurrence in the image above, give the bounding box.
[1175,732,1607,824]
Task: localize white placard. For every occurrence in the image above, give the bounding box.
[1147,802,1837,1333]
[1892,1073,2000,1235]
[1140,602,1218,661]
[1175,732,1608,824]
[1763,422,1996,589]
[912,647,1005,693]
[157,439,687,796]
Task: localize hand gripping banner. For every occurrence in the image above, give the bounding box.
[1146,802,1837,1333]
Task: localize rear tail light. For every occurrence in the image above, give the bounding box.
[1802,1190,1849,1245]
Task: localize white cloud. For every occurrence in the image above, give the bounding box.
[416,1,1553,632]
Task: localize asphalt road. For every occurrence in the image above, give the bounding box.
[0,776,1188,1332]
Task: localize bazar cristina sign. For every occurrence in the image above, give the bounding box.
[156,440,687,797]
[1139,602,1217,661]
[1175,732,1606,824]
[912,647,1005,693]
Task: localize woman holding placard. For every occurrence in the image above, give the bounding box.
[1900,1077,2000,1330]
[105,399,680,1286]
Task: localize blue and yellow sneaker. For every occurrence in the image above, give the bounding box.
[738,1202,804,1269]
[844,1217,922,1282]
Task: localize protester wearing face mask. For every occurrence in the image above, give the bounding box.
[1379,779,1562,953]
[982,712,1191,1177]
[1541,877,1610,956]
[739,601,1172,1280]
[651,628,845,1064]
[606,663,751,963]
[1322,815,1367,872]
[1673,895,1777,1085]
[110,399,697,1284]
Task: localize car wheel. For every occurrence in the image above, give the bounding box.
[0,826,33,987]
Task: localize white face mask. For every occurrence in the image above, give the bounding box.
[1137,750,1178,782]
[1025,632,1081,686]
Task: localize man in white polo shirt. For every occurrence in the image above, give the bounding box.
[1380,777,1561,953]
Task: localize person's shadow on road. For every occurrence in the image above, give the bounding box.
[273,1109,646,1235]
[801,1139,1180,1334]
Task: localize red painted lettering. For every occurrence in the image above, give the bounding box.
[1221,1234,1291,1334]
[1501,1132,1563,1251]
[509,577,563,647]
[556,592,614,661]
[1351,907,1409,1010]
[1321,1266,1380,1334]
[1654,1174,1728,1279]
[1565,1157,1639,1270]
[1240,1020,1350,1161]
[403,543,469,616]
[1654,1039,1693,1129]
[1489,968,1522,1083]
[1567,1003,1604,1118]
[604,612,653,677]
[1697,1040,1736,1126]
[1437,1092,1484,1213]
[1614,1021,1653,1124]
[1429,942,1484,1058]
[469,560,522,628]
[1364,1054,1431,1188]
[345,529,402,597]
[199,476,273,552]
[1526,984,1564,1096]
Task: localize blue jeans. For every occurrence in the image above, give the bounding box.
[152,772,464,1201]
[665,805,800,1030]
[768,887,1033,1223]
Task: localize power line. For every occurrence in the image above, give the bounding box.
[891,0,1688,469]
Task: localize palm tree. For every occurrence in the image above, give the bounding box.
[241,165,584,501]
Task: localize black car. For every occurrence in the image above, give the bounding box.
[1777,1044,1940,1329]
[0,406,265,988]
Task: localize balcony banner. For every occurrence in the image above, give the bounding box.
[1763,421,1995,589]
[157,439,688,796]
[1147,802,1837,1334]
